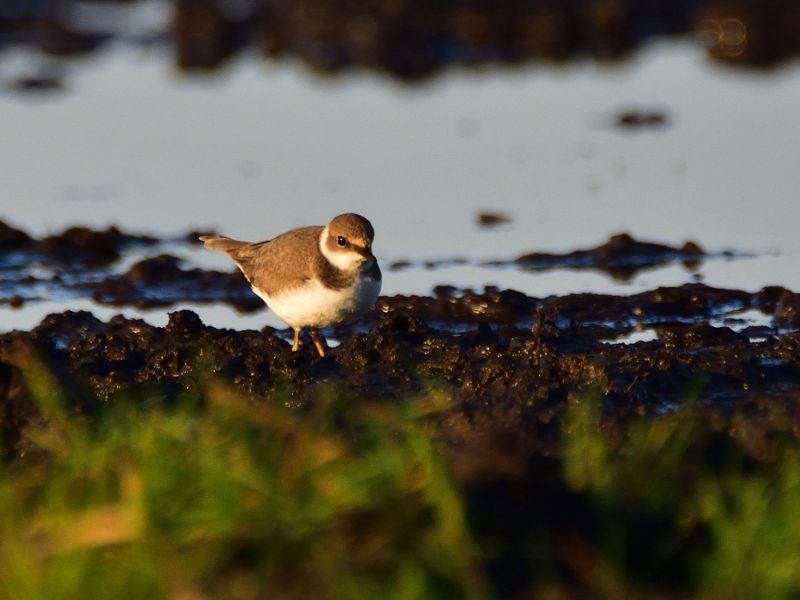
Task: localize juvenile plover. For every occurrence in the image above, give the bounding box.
[200,213,381,356]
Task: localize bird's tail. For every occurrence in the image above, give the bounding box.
[199,235,250,254]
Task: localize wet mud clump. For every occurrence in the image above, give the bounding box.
[0,220,157,266]
[486,232,709,280]
[389,233,717,278]
[38,226,158,266]
[91,254,263,312]
[612,108,670,130]
[0,221,32,251]
[0,220,163,307]
[476,211,512,228]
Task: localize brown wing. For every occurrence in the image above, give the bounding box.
[225,226,324,296]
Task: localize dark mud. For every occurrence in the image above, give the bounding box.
[3,222,799,532]
[3,282,800,466]
[494,232,710,281]
[476,211,512,228]
[388,231,719,281]
[1,0,798,85]
[0,220,730,310]
[0,220,156,262]
[612,108,671,130]
[388,233,724,280]
[90,254,263,312]
[0,221,252,310]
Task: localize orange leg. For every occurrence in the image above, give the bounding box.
[292,329,300,352]
[311,329,326,357]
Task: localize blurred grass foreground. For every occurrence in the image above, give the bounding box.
[4,351,800,599]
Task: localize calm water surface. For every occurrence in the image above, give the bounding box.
[1,36,798,331]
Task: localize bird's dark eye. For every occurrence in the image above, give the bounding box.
[337,236,347,247]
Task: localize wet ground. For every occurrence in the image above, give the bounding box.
[2,222,800,475]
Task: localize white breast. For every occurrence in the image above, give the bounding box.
[253,275,381,330]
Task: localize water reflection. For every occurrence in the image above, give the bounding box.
[1,0,799,83]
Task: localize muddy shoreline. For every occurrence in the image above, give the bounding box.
[0,219,735,311]
[3,282,800,469]
[3,222,799,465]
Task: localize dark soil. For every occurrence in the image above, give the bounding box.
[0,220,157,265]
[486,232,709,281]
[90,254,264,312]
[3,281,800,469]
[1,225,793,456]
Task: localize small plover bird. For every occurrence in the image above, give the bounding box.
[200,213,381,356]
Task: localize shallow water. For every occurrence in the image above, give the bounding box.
[1,32,799,332]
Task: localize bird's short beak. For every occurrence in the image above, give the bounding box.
[360,247,377,263]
